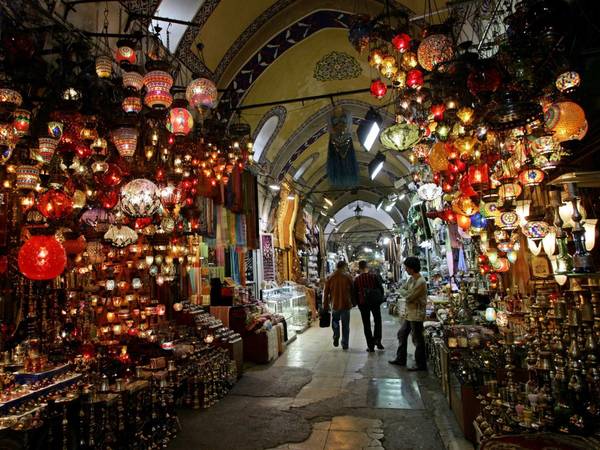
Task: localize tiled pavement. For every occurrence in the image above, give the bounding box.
[169,308,473,450]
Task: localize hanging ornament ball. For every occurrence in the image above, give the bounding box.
[392,33,411,52]
[544,101,587,142]
[186,78,218,110]
[166,107,194,136]
[120,179,161,218]
[18,235,67,280]
[370,79,387,99]
[417,34,454,72]
[96,163,123,187]
[406,69,424,88]
[429,142,449,172]
[555,71,580,93]
[37,189,73,220]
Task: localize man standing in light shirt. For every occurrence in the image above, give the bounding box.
[389,256,428,371]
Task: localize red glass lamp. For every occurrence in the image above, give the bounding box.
[166,107,194,136]
[392,33,411,52]
[37,189,73,220]
[18,235,67,280]
[468,164,489,186]
[370,79,387,99]
[143,71,173,109]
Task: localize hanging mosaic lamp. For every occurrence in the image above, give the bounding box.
[417,183,442,201]
[166,107,194,136]
[36,137,58,164]
[143,71,173,109]
[370,79,387,99]
[122,96,142,114]
[498,211,519,230]
[517,168,545,186]
[47,121,63,139]
[379,123,419,151]
[480,201,499,219]
[492,258,510,273]
[115,40,136,66]
[104,224,138,248]
[186,78,218,110]
[18,235,67,280]
[457,214,471,230]
[457,107,475,124]
[0,123,18,157]
[452,195,479,216]
[417,34,454,72]
[123,71,144,92]
[16,165,40,190]
[392,33,411,52]
[95,55,113,78]
[111,127,138,158]
[37,189,73,220]
[429,142,449,172]
[406,69,424,89]
[544,101,587,142]
[522,220,551,240]
[468,164,489,186]
[0,88,22,112]
[470,213,486,231]
[555,71,580,93]
[13,108,31,136]
[498,181,522,201]
[120,179,161,218]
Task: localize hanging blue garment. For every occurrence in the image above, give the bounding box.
[327,107,359,187]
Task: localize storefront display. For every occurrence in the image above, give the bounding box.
[262,284,309,338]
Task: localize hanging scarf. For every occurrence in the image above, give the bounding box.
[327,107,359,187]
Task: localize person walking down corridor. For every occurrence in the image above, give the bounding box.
[389,257,428,371]
[353,260,385,352]
[323,261,354,350]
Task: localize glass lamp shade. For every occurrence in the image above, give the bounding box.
[122,97,142,114]
[369,49,385,67]
[485,307,497,322]
[468,164,489,186]
[559,199,586,228]
[123,71,144,91]
[36,137,58,164]
[401,52,418,70]
[47,121,63,139]
[417,183,442,201]
[16,165,40,190]
[470,213,486,230]
[555,71,580,93]
[115,45,136,66]
[518,168,544,186]
[380,56,398,78]
[522,220,551,240]
[392,33,411,52]
[457,214,471,230]
[406,69,424,88]
[111,127,138,157]
[186,78,218,110]
[120,179,161,218]
[37,189,73,220]
[498,211,519,230]
[0,88,22,109]
[18,235,66,280]
[166,107,194,136]
[96,165,123,188]
[0,123,18,152]
[487,248,498,264]
[159,183,183,209]
[95,55,113,78]
[379,123,420,151]
[542,230,556,255]
[457,107,474,124]
[370,79,387,99]
[80,208,115,230]
[429,142,449,172]
[452,196,478,216]
[13,109,31,136]
[528,238,543,256]
[104,224,138,248]
[417,34,454,72]
[498,182,522,201]
[492,257,510,273]
[91,137,108,153]
[86,241,105,264]
[392,71,407,88]
[544,101,587,142]
[412,143,430,160]
[584,219,597,251]
[143,71,173,109]
[480,201,499,219]
[507,250,518,263]
[493,230,508,242]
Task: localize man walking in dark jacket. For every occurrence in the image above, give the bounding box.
[353,260,385,352]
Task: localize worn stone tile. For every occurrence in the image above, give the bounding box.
[325,430,373,449]
[330,416,382,432]
[308,376,344,389]
[313,421,331,431]
[288,429,328,450]
[296,387,342,401]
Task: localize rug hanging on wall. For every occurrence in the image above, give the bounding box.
[327,106,359,187]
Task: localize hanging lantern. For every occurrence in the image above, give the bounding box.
[392,33,411,52]
[392,71,407,89]
[123,71,144,91]
[18,235,67,280]
[37,189,73,220]
[455,137,477,160]
[417,34,454,72]
[111,127,138,157]
[518,168,544,186]
[122,97,142,114]
[91,137,108,153]
[96,164,123,187]
[555,71,580,93]
[430,103,445,121]
[0,124,17,161]
[36,137,58,164]
[452,195,479,216]
[104,224,138,248]
[120,179,161,217]
[166,107,194,136]
[368,48,385,67]
[412,143,430,160]
[159,183,183,209]
[380,56,398,78]
[186,78,218,110]
[456,107,474,124]
[0,88,22,113]
[379,123,420,151]
[95,55,113,78]
[370,79,387,99]
[143,71,173,109]
[492,257,510,273]
[457,214,471,230]
[468,164,489,186]
[13,109,31,136]
[470,213,486,231]
[429,142,449,172]
[544,101,587,142]
[16,165,39,190]
[86,241,105,264]
[401,52,418,70]
[406,69,424,88]
[498,181,522,201]
[498,211,519,230]
[417,183,442,201]
[115,42,136,66]
[47,121,63,139]
[522,221,551,240]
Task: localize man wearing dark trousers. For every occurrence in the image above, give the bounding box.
[389,257,428,371]
[353,260,385,353]
[323,260,354,350]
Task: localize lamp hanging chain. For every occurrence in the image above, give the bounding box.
[102,2,110,49]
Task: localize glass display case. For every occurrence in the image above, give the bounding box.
[261,284,309,337]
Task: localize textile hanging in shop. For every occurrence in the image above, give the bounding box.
[230,246,241,284]
[277,192,298,249]
[236,214,247,248]
[295,207,307,243]
[242,171,259,249]
[327,107,358,187]
[261,233,276,281]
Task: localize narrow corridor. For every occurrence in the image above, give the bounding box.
[169,309,472,450]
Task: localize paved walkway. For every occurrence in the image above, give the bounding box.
[169,308,473,450]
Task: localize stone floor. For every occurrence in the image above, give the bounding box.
[169,308,473,450]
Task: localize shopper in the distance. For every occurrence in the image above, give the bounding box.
[353,260,385,352]
[323,260,354,350]
[389,256,428,371]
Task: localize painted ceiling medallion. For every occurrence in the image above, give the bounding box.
[314,51,362,81]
